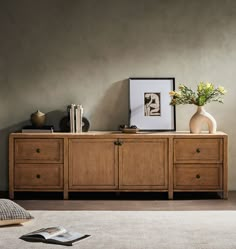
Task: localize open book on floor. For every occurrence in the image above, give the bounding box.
[20,226,90,246]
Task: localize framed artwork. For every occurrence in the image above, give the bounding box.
[129,78,176,131]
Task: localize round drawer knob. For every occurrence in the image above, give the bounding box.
[196,148,201,153]
[196,174,201,179]
[36,174,41,179]
[36,148,41,153]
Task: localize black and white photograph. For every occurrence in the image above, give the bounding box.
[129,78,176,131]
[144,92,161,116]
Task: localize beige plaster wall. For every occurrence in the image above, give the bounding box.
[0,0,235,191]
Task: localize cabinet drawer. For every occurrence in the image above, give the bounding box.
[174,138,222,163]
[15,139,63,163]
[174,164,222,189]
[14,164,63,189]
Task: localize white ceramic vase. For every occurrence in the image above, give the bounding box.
[189,106,217,134]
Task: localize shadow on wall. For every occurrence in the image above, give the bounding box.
[90,79,129,131]
[1,79,129,190]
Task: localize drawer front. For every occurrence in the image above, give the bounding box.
[174,164,222,189]
[14,164,63,189]
[174,138,222,163]
[15,139,63,163]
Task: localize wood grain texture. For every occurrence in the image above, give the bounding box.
[14,164,63,189]
[168,137,173,199]
[174,138,222,163]
[63,137,69,199]
[174,164,222,189]
[119,139,168,190]
[69,139,118,189]
[15,138,63,163]
[9,132,228,200]
[9,135,14,199]
[223,135,228,199]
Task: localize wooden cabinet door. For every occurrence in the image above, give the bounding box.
[69,139,118,189]
[119,139,168,190]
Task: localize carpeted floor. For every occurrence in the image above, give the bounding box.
[1,210,236,249]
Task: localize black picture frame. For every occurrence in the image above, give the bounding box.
[129,78,176,131]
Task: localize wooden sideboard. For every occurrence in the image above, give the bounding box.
[9,131,228,200]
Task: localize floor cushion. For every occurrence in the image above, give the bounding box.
[0,199,33,226]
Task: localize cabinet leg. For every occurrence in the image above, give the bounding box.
[218,191,228,200]
[9,191,14,200]
[63,191,69,200]
[223,191,228,200]
[168,191,173,200]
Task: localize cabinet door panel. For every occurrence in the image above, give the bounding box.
[119,139,168,189]
[69,139,118,189]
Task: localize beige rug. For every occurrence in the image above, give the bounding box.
[1,211,236,249]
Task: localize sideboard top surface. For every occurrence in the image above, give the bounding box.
[10,131,228,139]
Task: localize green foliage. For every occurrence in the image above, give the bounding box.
[169,82,226,106]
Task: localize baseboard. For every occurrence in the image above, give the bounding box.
[0,191,8,198]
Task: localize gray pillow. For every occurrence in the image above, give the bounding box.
[0,199,33,226]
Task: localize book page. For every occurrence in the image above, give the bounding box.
[25,226,67,240]
[51,231,87,243]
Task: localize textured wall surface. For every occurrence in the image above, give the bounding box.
[0,0,236,191]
